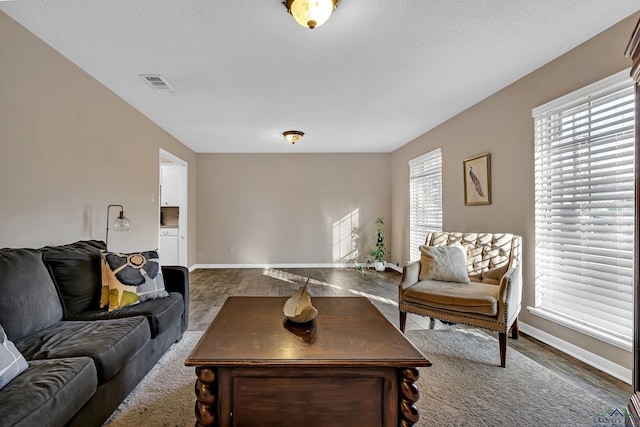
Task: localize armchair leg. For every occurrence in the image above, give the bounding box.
[499,332,506,368]
[499,320,518,367]
[399,311,407,333]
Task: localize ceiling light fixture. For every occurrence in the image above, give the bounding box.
[284,0,339,30]
[283,130,304,144]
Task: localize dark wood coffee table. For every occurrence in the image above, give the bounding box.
[185,296,431,427]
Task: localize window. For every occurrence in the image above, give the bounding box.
[409,148,442,262]
[531,70,635,350]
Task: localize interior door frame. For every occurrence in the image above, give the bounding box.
[159,148,188,267]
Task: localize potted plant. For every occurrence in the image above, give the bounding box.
[369,217,388,272]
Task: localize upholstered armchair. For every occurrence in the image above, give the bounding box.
[398,232,522,367]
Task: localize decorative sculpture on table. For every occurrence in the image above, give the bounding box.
[282,317,318,344]
[283,279,318,323]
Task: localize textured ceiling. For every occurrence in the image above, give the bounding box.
[1,1,639,153]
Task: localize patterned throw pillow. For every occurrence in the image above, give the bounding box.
[100,250,168,312]
[0,323,28,390]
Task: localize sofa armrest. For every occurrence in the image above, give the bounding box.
[161,266,189,332]
[399,261,421,292]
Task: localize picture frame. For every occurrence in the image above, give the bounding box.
[463,153,491,206]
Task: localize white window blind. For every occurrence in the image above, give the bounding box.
[409,148,442,262]
[532,69,635,350]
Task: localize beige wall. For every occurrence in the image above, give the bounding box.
[0,12,197,266]
[390,13,640,372]
[196,154,390,265]
[3,4,638,374]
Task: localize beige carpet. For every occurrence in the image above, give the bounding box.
[104,330,622,427]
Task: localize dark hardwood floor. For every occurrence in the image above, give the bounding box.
[187,267,631,408]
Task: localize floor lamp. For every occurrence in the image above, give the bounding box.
[106,204,131,248]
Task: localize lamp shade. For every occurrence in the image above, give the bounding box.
[106,204,131,248]
[286,0,338,29]
[113,215,131,232]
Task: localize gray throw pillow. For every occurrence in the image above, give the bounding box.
[0,323,28,390]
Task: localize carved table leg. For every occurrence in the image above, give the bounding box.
[399,367,420,427]
[194,367,217,427]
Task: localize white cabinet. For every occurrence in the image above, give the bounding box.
[159,228,179,265]
[160,164,181,207]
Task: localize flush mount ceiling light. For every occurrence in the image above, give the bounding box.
[283,130,304,144]
[284,0,339,30]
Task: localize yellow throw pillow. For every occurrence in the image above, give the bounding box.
[100,256,110,308]
[418,244,470,284]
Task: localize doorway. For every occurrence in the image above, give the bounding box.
[159,149,188,267]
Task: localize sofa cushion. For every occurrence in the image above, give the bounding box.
[0,248,64,341]
[0,357,97,427]
[0,324,28,390]
[69,292,184,338]
[480,262,510,285]
[101,250,168,311]
[418,244,470,284]
[41,240,106,318]
[404,279,500,316]
[15,317,150,384]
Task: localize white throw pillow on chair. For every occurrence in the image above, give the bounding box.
[418,244,470,284]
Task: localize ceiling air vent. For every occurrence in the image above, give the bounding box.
[139,74,174,92]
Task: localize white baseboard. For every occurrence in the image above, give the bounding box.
[193,263,359,269]
[387,263,403,273]
[192,263,402,271]
[518,321,632,385]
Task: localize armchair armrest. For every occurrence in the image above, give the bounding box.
[162,266,189,332]
[499,266,515,301]
[399,260,421,292]
[498,235,523,326]
[498,262,522,325]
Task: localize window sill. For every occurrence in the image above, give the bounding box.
[526,306,632,352]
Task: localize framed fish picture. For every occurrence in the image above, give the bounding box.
[463,153,491,206]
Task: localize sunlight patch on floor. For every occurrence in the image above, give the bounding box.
[347,288,397,307]
[262,268,343,291]
[262,268,397,307]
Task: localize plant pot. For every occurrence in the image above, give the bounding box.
[374,260,386,272]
